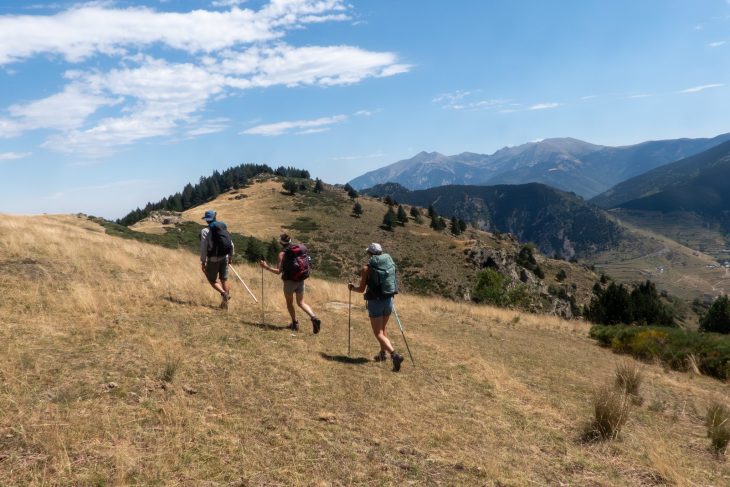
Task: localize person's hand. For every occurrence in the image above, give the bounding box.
[259,260,267,269]
[348,282,354,291]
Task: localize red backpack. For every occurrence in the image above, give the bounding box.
[282,244,311,281]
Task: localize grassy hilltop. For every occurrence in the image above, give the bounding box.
[132,176,600,312]
[0,214,729,485]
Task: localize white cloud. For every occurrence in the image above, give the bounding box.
[0,1,351,65]
[628,93,653,99]
[680,83,725,93]
[708,41,727,47]
[528,102,560,110]
[432,90,510,111]
[242,115,347,136]
[0,151,31,160]
[211,0,248,7]
[0,2,409,156]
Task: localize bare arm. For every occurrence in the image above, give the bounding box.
[260,251,284,275]
[349,265,369,293]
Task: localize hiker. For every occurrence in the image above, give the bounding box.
[348,243,404,372]
[200,210,234,309]
[259,233,322,333]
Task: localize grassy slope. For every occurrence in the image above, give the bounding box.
[159,177,598,306]
[0,214,729,485]
[590,212,730,306]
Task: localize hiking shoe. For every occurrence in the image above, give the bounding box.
[311,317,321,334]
[373,350,387,362]
[392,352,404,372]
[288,321,299,331]
[220,292,231,310]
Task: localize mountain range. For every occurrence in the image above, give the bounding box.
[349,133,730,198]
[362,182,623,259]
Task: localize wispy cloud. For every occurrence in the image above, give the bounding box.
[708,41,727,47]
[628,93,653,99]
[680,83,725,93]
[528,102,560,110]
[242,115,347,136]
[432,90,510,111]
[0,151,31,160]
[211,0,247,7]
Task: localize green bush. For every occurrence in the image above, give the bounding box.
[585,280,674,327]
[700,295,730,334]
[472,269,529,309]
[590,325,730,381]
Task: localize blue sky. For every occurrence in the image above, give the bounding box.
[0,0,729,219]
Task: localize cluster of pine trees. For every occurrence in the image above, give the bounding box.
[117,164,309,226]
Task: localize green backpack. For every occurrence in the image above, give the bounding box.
[368,254,398,298]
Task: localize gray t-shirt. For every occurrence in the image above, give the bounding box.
[200,226,235,264]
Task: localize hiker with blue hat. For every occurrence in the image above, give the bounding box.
[200,210,234,309]
[348,243,404,372]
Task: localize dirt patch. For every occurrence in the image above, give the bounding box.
[0,258,54,280]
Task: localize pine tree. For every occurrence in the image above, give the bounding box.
[382,208,397,231]
[396,205,408,225]
[427,204,436,218]
[458,219,467,233]
[283,179,298,195]
[352,201,363,217]
[409,206,420,218]
[450,216,461,235]
[314,178,324,193]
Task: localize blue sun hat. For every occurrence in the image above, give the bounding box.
[202,210,216,222]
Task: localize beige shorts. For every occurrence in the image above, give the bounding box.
[283,279,305,295]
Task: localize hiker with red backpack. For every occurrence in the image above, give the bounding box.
[200,210,235,309]
[348,243,404,372]
[259,233,322,334]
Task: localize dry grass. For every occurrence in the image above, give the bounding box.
[615,361,644,404]
[1,213,730,485]
[706,400,730,455]
[583,386,632,441]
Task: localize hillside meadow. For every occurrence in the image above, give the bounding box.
[1,214,729,485]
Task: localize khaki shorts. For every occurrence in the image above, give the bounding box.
[283,279,305,295]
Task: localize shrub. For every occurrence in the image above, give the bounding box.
[397,205,408,226]
[585,280,674,327]
[615,361,643,402]
[706,401,730,454]
[282,179,298,195]
[313,178,324,193]
[160,356,181,383]
[590,325,730,381]
[352,201,363,217]
[472,268,509,306]
[556,269,567,282]
[382,208,396,231]
[583,386,631,441]
[700,295,730,334]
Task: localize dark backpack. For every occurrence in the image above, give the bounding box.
[367,254,398,298]
[282,244,311,281]
[207,222,233,258]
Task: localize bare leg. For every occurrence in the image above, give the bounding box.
[221,279,230,294]
[370,316,395,354]
[284,292,296,323]
[210,280,225,294]
[296,293,316,318]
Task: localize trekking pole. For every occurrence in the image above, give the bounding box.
[392,304,415,366]
[229,265,259,303]
[348,287,352,356]
[261,265,265,325]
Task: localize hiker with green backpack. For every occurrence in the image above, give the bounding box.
[259,233,322,334]
[200,210,234,309]
[348,243,405,372]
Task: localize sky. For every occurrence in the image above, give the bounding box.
[0,0,729,219]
